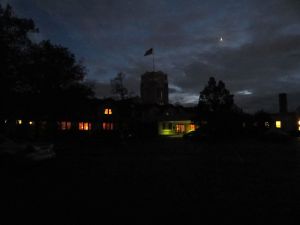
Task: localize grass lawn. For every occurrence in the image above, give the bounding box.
[1,137,299,224]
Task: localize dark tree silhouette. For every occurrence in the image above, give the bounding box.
[0,4,94,119]
[21,40,92,96]
[0,4,37,97]
[197,77,243,137]
[198,77,234,113]
[110,72,128,100]
[20,40,94,119]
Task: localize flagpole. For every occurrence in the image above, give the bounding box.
[152,50,155,72]
[144,48,155,72]
[152,54,155,72]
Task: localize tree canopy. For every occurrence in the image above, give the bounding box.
[197,77,246,137]
[198,77,235,113]
[0,4,37,96]
[110,72,128,100]
[21,40,90,96]
[0,4,94,118]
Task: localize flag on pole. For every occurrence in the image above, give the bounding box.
[144,48,153,56]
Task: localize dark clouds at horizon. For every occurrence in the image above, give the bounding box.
[2,0,300,112]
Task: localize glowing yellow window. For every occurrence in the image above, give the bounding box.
[298,120,300,131]
[275,121,281,128]
[29,121,34,125]
[104,108,112,115]
[17,120,22,125]
[79,122,91,131]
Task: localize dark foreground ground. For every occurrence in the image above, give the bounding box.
[1,137,300,224]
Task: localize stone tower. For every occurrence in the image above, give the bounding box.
[140,71,168,105]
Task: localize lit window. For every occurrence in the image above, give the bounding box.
[60,121,72,130]
[190,124,196,131]
[29,121,34,125]
[298,120,300,125]
[176,124,185,133]
[79,122,91,131]
[17,120,22,125]
[102,122,114,130]
[104,108,112,115]
[276,121,281,128]
[83,123,89,131]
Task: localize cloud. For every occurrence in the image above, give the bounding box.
[5,0,300,112]
[90,81,111,98]
[236,90,253,95]
[176,33,300,111]
[170,92,199,106]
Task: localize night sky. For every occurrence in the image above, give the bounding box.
[2,0,300,112]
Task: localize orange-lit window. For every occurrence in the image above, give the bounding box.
[79,122,91,131]
[102,122,114,130]
[60,121,72,130]
[190,124,196,131]
[104,108,112,115]
[176,124,185,133]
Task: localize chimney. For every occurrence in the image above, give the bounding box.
[279,93,287,114]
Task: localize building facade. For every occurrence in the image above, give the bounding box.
[271,93,300,133]
[140,71,169,105]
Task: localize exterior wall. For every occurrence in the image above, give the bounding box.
[272,113,299,132]
[141,71,168,105]
[272,93,300,132]
[2,100,198,138]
